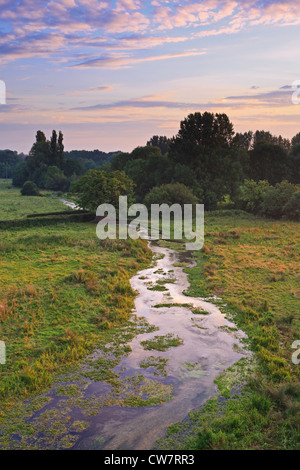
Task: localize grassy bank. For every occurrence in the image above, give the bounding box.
[0,181,152,418]
[0,179,72,220]
[156,210,300,450]
[1,179,299,449]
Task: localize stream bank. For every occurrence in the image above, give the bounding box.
[3,236,249,450]
[71,240,249,450]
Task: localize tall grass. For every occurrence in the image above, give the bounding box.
[0,179,69,220]
[0,183,152,413]
[157,210,300,450]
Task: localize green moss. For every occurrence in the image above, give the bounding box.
[191,307,210,315]
[141,333,183,351]
[139,356,168,376]
[147,284,168,291]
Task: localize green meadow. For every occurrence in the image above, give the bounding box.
[0,179,70,220]
[0,179,299,450]
[0,180,152,418]
[157,210,300,450]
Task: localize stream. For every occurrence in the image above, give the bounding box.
[71,240,248,450]
[15,200,248,450]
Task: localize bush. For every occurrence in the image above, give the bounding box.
[70,169,135,212]
[261,181,298,219]
[21,181,40,196]
[239,179,271,214]
[144,183,198,208]
[43,165,70,192]
[283,191,300,220]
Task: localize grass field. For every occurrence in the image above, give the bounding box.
[157,210,300,450]
[0,180,299,449]
[0,179,71,220]
[0,180,152,420]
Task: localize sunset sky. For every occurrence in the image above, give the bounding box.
[0,0,300,154]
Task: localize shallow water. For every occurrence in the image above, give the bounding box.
[58,198,80,210]
[73,241,248,450]
[10,230,248,450]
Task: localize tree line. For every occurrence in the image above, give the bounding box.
[11,130,118,192]
[8,112,300,219]
[105,112,300,216]
[0,150,25,179]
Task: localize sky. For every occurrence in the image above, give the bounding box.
[0,0,300,154]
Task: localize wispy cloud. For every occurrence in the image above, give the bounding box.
[71,50,206,69]
[71,84,297,113]
[72,98,202,111]
[1,0,300,151]
[63,86,113,95]
[225,86,296,106]
[1,1,300,65]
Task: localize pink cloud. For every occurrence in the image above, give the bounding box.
[101,11,150,33]
[63,86,114,95]
[116,0,141,11]
[72,50,207,69]
[1,0,300,66]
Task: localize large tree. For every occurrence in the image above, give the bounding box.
[146,135,171,154]
[169,112,235,167]
[43,165,69,191]
[252,130,291,151]
[168,112,245,208]
[291,132,300,147]
[71,169,135,212]
[49,130,64,168]
[288,144,300,184]
[110,146,173,201]
[248,141,290,184]
[27,130,51,172]
[15,130,66,188]
[0,150,23,179]
[57,131,65,169]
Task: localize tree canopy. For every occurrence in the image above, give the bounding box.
[146,135,171,154]
[7,116,300,220]
[248,141,290,185]
[169,112,235,167]
[167,112,245,208]
[71,169,135,212]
